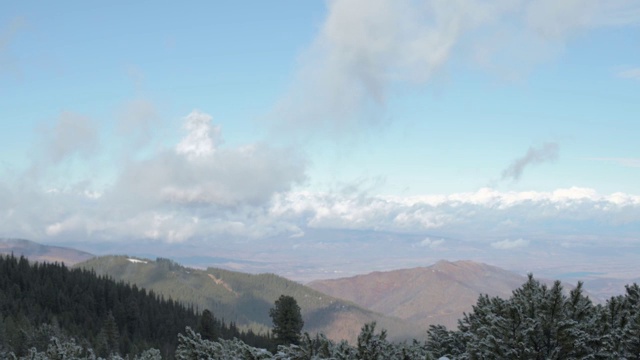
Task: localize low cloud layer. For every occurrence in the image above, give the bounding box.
[502,142,559,181]
[2,141,639,249]
[270,187,640,243]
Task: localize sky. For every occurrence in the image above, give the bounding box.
[1,0,639,281]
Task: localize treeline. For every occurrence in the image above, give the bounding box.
[0,254,270,359]
[4,253,640,359]
[428,275,640,359]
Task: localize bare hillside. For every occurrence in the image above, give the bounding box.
[309,260,527,329]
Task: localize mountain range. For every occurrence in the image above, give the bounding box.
[0,238,620,344]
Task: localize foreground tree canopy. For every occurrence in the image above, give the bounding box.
[428,275,640,359]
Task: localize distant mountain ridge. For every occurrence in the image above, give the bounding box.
[6,239,611,340]
[308,260,528,330]
[0,238,94,265]
[75,255,420,343]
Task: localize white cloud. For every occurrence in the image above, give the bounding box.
[176,110,221,159]
[2,161,640,248]
[269,187,640,236]
[106,110,306,211]
[0,110,307,243]
[491,238,529,249]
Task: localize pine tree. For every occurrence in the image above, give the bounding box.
[426,324,464,358]
[197,309,218,341]
[269,295,304,347]
[102,311,120,356]
[356,322,390,360]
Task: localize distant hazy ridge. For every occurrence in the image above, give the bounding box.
[0,238,94,265]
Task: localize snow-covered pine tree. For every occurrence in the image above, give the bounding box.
[426,324,464,359]
[176,326,273,360]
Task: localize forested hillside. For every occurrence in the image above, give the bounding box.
[7,273,640,359]
[76,256,419,343]
[0,254,269,359]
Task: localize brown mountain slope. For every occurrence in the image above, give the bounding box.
[0,238,94,266]
[308,260,527,330]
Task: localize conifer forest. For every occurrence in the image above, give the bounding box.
[2,254,640,359]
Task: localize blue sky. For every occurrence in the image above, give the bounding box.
[1,1,639,280]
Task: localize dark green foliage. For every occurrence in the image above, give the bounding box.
[425,274,640,359]
[0,254,270,359]
[198,309,219,341]
[356,322,391,360]
[269,295,304,347]
[78,256,406,341]
[0,254,197,357]
[426,324,465,359]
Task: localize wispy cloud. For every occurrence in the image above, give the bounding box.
[616,68,640,80]
[417,237,445,249]
[272,0,640,135]
[0,16,27,78]
[588,157,640,168]
[26,111,101,181]
[43,112,99,164]
[117,99,160,148]
[502,142,559,181]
